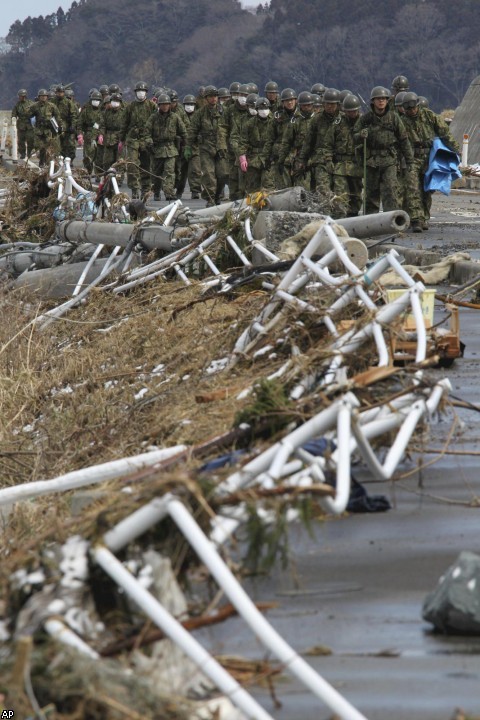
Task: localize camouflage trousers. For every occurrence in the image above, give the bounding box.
[364,163,399,214]
[126,145,152,194]
[82,135,98,174]
[17,126,35,158]
[199,149,228,204]
[152,156,177,199]
[312,165,334,196]
[34,130,60,167]
[60,132,77,161]
[244,165,275,195]
[405,159,432,223]
[227,154,245,201]
[176,154,202,197]
[332,174,363,218]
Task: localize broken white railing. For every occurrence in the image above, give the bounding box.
[91,493,368,720]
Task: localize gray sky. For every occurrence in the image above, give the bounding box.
[0,1,73,39]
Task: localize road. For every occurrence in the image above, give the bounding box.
[193,190,480,720]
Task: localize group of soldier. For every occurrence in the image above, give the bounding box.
[11,74,460,230]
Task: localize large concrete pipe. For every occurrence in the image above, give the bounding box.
[56,220,174,251]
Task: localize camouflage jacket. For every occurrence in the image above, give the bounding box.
[402,108,460,166]
[99,107,125,147]
[121,99,156,148]
[223,102,250,160]
[270,107,299,160]
[298,110,339,168]
[187,103,226,156]
[54,96,78,134]
[76,103,103,139]
[30,100,61,136]
[353,106,414,168]
[278,111,314,166]
[145,110,187,158]
[326,114,363,178]
[12,99,35,129]
[237,115,274,168]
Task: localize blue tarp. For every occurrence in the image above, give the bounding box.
[424,137,462,195]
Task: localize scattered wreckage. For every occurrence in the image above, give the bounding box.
[0,157,468,719]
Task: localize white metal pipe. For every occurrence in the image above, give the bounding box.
[385,253,416,288]
[10,117,18,161]
[167,499,367,720]
[155,201,176,219]
[164,199,182,226]
[93,545,274,720]
[226,235,252,267]
[44,618,100,659]
[0,447,185,507]
[371,322,390,366]
[174,263,191,285]
[1,119,8,151]
[382,400,426,478]
[301,256,345,286]
[324,222,362,276]
[104,496,171,553]
[72,244,104,296]
[461,134,469,168]
[202,253,221,275]
[99,245,122,277]
[321,399,352,513]
[410,289,427,363]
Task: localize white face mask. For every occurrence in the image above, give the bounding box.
[91,100,100,107]
[135,91,147,101]
[258,108,270,118]
[111,101,120,108]
[184,104,195,113]
[237,96,247,106]
[248,107,257,116]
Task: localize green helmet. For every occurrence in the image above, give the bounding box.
[339,89,354,103]
[417,95,429,108]
[246,93,258,108]
[38,88,48,97]
[109,83,121,94]
[110,93,122,103]
[65,88,74,98]
[297,91,313,106]
[99,85,109,95]
[311,83,325,96]
[402,91,419,109]
[370,86,391,100]
[204,85,218,97]
[229,81,241,94]
[157,93,171,104]
[392,75,409,92]
[311,93,322,107]
[90,90,102,101]
[281,87,297,101]
[246,82,258,94]
[183,94,197,104]
[56,84,65,92]
[255,96,270,109]
[169,89,179,102]
[265,81,279,94]
[135,81,148,92]
[394,91,407,107]
[323,88,341,103]
[238,83,250,95]
[218,87,230,99]
[18,89,28,97]
[342,94,361,112]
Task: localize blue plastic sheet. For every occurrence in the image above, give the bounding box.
[424,137,461,195]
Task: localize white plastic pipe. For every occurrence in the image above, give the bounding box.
[44,618,100,659]
[226,235,252,267]
[1,119,8,151]
[72,244,104,296]
[93,545,274,720]
[164,199,182,226]
[0,447,186,506]
[10,117,18,161]
[321,397,352,513]
[461,134,469,168]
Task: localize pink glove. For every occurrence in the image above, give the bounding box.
[239,154,248,173]
[97,134,104,146]
[77,134,84,146]
[118,141,123,153]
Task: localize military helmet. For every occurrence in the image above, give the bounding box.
[37,88,48,97]
[18,88,28,97]
[402,91,419,109]
[135,81,148,92]
[417,95,429,108]
[183,94,197,104]
[65,88,75,98]
[89,87,99,97]
[103,94,112,104]
[246,82,259,94]
[229,81,241,94]
[218,87,231,99]
[265,80,279,94]
[99,84,109,95]
[238,83,250,95]
[342,94,361,112]
[110,92,122,103]
[56,84,65,92]
[255,96,271,109]
[311,93,322,107]
[298,91,313,106]
[394,91,407,107]
[311,83,326,96]
[339,89,354,103]
[157,93,171,104]
[90,90,102,101]
[281,87,297,101]
[204,85,219,97]
[246,93,258,107]
[48,89,56,99]
[167,89,177,102]
[109,83,121,94]
[323,88,341,103]
[370,86,391,100]
[392,75,409,92]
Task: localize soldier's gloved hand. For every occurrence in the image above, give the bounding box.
[77,134,84,147]
[184,146,192,161]
[360,128,369,139]
[118,141,123,153]
[97,134,104,146]
[239,154,248,173]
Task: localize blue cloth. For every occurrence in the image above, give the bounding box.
[424,137,461,195]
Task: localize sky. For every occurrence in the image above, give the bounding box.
[0,0,73,39]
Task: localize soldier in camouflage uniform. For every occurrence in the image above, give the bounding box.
[12,89,35,159]
[271,88,299,189]
[353,86,414,214]
[77,90,103,176]
[97,92,125,178]
[30,88,61,167]
[237,97,275,194]
[121,81,156,199]
[176,95,202,200]
[326,93,363,217]
[169,89,188,194]
[54,84,79,160]
[185,85,228,206]
[264,81,281,113]
[401,91,460,232]
[221,83,250,201]
[278,90,315,190]
[298,88,342,195]
[145,93,187,201]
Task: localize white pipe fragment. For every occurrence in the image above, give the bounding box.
[44,617,100,659]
